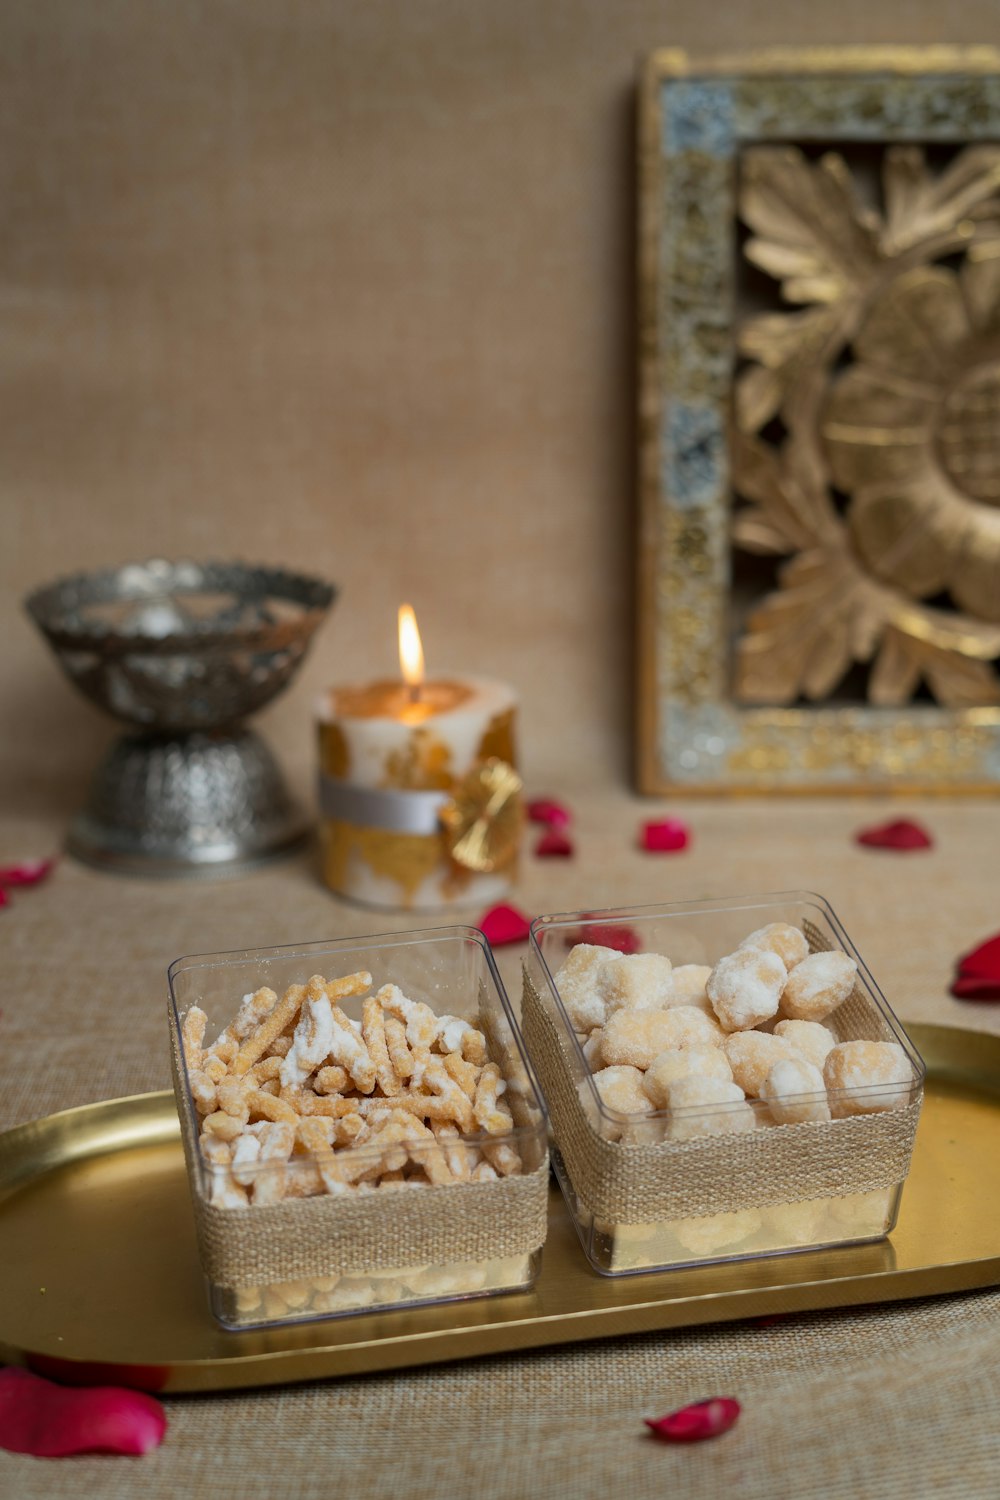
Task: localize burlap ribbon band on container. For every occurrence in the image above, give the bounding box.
[521,927,922,1227]
[170,1025,549,1290]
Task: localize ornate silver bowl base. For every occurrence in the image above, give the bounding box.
[67,730,308,877]
[26,560,335,878]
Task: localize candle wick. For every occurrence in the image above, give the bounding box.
[408,682,421,705]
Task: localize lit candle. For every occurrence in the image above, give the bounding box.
[316,606,522,909]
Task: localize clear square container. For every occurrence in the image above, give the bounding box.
[169,925,548,1328]
[523,892,924,1276]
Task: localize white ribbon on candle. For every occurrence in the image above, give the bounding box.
[318,774,449,835]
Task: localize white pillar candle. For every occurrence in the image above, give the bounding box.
[316,610,521,910]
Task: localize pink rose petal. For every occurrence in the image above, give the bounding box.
[640,818,690,853]
[644,1397,741,1444]
[855,819,932,851]
[478,903,532,946]
[0,1368,167,1458]
[0,857,57,887]
[534,829,574,858]
[527,798,571,829]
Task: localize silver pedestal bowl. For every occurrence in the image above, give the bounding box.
[25,560,336,876]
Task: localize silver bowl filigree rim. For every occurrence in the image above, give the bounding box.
[24,559,337,658]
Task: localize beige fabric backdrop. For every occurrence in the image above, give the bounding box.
[4,0,1000,816]
[4,10,1000,1497]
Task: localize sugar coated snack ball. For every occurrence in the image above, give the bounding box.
[642,1046,733,1108]
[672,1207,761,1255]
[590,1065,655,1121]
[601,1005,724,1070]
[828,1188,892,1230]
[552,944,621,1033]
[773,1019,837,1070]
[707,948,787,1032]
[760,1057,831,1125]
[581,1029,604,1070]
[780,950,858,1023]
[664,1075,756,1142]
[823,1040,912,1114]
[668,965,713,1004]
[738,922,810,971]
[723,1030,804,1098]
[599,953,674,1017]
[762,1198,826,1246]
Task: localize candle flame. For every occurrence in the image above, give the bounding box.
[398,603,425,692]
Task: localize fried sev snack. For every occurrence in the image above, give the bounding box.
[383,1014,414,1080]
[189,1069,218,1116]
[182,1006,207,1070]
[362,995,401,1097]
[222,1249,533,1323]
[472,1063,510,1134]
[202,1053,229,1084]
[442,1050,481,1100]
[232,985,307,1077]
[185,968,528,1211]
[377,984,438,1049]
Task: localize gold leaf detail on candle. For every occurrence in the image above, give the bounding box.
[382,729,454,791]
[321,819,443,905]
[439,759,523,874]
[476,708,517,768]
[317,722,351,779]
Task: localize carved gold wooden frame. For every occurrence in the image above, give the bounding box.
[637,47,1000,793]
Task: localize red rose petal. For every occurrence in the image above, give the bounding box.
[0,1368,166,1458]
[26,1355,168,1393]
[957,932,1000,979]
[0,857,57,887]
[534,829,574,858]
[951,975,1000,1002]
[527,798,571,829]
[640,818,690,853]
[948,931,1000,1001]
[567,919,642,955]
[855,819,933,851]
[644,1397,741,1444]
[0,889,8,909]
[478,903,532,946]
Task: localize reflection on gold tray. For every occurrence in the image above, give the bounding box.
[0,1023,997,1394]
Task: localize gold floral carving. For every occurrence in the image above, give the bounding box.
[733,143,1000,708]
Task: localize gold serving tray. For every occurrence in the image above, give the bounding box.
[1,1022,997,1394]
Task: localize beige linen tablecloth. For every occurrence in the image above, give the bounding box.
[1,793,999,1497]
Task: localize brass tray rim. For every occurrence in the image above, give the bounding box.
[2,1020,999,1391]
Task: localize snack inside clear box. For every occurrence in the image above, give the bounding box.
[522,893,924,1276]
[169,926,549,1329]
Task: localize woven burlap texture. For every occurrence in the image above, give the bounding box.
[521,940,920,1224]
[170,1012,548,1287]
[4,799,1000,1500]
[3,1287,1000,1500]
